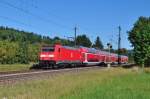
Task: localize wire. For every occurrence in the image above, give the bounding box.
[20,0,93,34]
[0,15,31,27]
[19,0,100,41]
[0,15,42,33]
[0,0,71,30]
[0,0,98,41]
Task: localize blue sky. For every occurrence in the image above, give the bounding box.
[0,0,150,49]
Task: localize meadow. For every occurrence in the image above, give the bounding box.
[0,63,33,72]
[0,67,150,99]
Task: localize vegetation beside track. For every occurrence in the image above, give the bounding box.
[0,67,150,99]
[0,63,33,72]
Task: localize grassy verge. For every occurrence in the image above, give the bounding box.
[0,68,150,99]
[0,63,33,72]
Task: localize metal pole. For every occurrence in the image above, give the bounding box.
[109,45,111,63]
[74,26,77,47]
[118,26,121,65]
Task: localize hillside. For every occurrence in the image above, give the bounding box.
[0,26,74,64]
[0,26,74,45]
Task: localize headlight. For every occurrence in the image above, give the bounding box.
[40,54,54,57]
[40,55,46,57]
[48,55,54,57]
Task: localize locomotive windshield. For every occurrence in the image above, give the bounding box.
[42,47,55,52]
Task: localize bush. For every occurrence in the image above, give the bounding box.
[0,41,40,64]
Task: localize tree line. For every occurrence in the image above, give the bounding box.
[0,26,104,64]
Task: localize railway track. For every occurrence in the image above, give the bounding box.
[0,66,104,85]
[0,63,135,85]
[0,70,39,75]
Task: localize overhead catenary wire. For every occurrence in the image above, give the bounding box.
[0,15,31,27]
[0,15,43,34]
[0,0,102,43]
[0,0,72,30]
[21,0,94,36]
[18,0,100,42]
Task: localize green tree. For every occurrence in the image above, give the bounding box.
[76,34,92,47]
[0,41,19,64]
[92,36,103,49]
[16,42,29,64]
[128,16,150,70]
[28,44,40,62]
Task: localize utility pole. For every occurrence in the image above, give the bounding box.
[118,26,121,65]
[74,26,77,47]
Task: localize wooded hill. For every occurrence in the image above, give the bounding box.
[0,26,103,64]
[0,26,132,64]
[0,26,75,45]
[0,26,133,65]
[0,26,74,64]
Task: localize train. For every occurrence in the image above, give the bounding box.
[37,44,128,68]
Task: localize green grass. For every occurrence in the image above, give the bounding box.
[0,68,150,99]
[0,63,33,72]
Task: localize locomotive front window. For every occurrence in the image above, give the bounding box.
[42,47,55,52]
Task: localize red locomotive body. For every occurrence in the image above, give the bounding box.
[39,44,128,68]
[39,44,82,67]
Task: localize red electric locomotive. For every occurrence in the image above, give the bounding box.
[39,44,82,68]
[39,44,128,68]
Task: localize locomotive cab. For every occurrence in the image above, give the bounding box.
[39,45,59,67]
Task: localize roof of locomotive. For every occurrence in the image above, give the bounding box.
[63,46,79,50]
